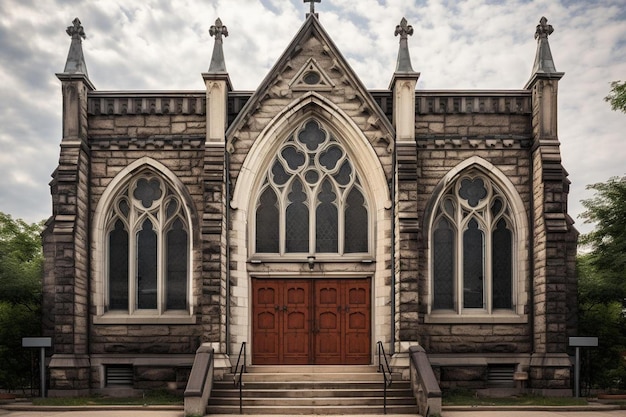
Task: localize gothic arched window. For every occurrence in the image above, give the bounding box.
[105,173,190,313]
[431,173,514,313]
[254,119,369,256]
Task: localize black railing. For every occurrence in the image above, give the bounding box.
[377,341,393,414]
[233,342,246,414]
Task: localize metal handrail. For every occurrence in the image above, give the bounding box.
[377,341,393,414]
[233,342,246,414]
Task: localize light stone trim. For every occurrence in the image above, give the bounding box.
[230,91,391,211]
[228,92,392,362]
[424,313,527,324]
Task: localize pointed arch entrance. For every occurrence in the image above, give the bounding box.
[229,93,392,366]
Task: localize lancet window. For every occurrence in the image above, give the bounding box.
[431,172,515,313]
[105,173,189,314]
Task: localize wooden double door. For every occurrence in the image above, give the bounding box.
[252,278,371,365]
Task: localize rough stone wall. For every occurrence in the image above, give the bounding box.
[527,77,576,391]
[87,112,208,354]
[201,144,226,349]
[415,113,531,137]
[46,77,93,393]
[417,140,532,353]
[396,141,420,346]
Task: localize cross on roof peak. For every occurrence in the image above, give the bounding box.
[304,0,321,17]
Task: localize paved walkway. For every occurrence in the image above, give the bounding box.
[1,405,626,417]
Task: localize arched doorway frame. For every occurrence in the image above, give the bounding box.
[229,92,392,363]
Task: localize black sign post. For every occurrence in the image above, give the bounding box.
[22,337,52,398]
[569,336,598,398]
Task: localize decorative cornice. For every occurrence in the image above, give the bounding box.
[89,136,205,151]
[88,92,206,115]
[416,135,532,149]
[415,91,531,115]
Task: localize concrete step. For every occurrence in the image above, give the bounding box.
[226,371,402,383]
[209,396,417,407]
[208,366,417,415]
[205,404,419,415]
[244,365,377,373]
[212,386,414,398]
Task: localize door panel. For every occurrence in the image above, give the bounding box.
[314,281,342,364]
[282,281,310,364]
[344,280,371,364]
[252,281,281,364]
[252,278,370,365]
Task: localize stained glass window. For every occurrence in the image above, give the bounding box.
[463,218,484,309]
[166,218,188,310]
[256,188,279,253]
[108,220,128,310]
[254,119,369,256]
[106,173,190,315]
[286,179,309,253]
[431,173,515,314]
[433,218,454,310]
[316,180,338,252]
[492,219,512,309]
[344,188,368,253]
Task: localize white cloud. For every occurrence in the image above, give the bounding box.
[0,0,624,237]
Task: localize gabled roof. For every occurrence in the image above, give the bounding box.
[226,13,395,140]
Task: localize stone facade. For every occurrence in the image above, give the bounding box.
[42,14,577,396]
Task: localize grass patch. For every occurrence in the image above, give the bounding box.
[32,390,182,406]
[443,390,588,406]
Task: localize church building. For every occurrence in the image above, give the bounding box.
[43,2,578,399]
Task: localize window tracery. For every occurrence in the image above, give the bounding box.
[105,172,190,314]
[254,119,369,256]
[431,172,514,314]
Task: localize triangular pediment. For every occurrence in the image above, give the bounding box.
[289,58,335,91]
[226,15,394,147]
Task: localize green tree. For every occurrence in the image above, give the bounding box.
[605,81,626,113]
[577,254,626,390]
[0,213,44,391]
[578,177,626,390]
[580,176,626,301]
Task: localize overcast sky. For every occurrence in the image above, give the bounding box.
[0,0,624,236]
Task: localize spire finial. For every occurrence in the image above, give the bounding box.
[208,18,228,73]
[530,16,558,75]
[394,17,416,73]
[62,17,89,76]
[210,18,228,41]
[535,16,554,40]
[66,17,86,40]
[395,17,414,40]
[304,0,320,17]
